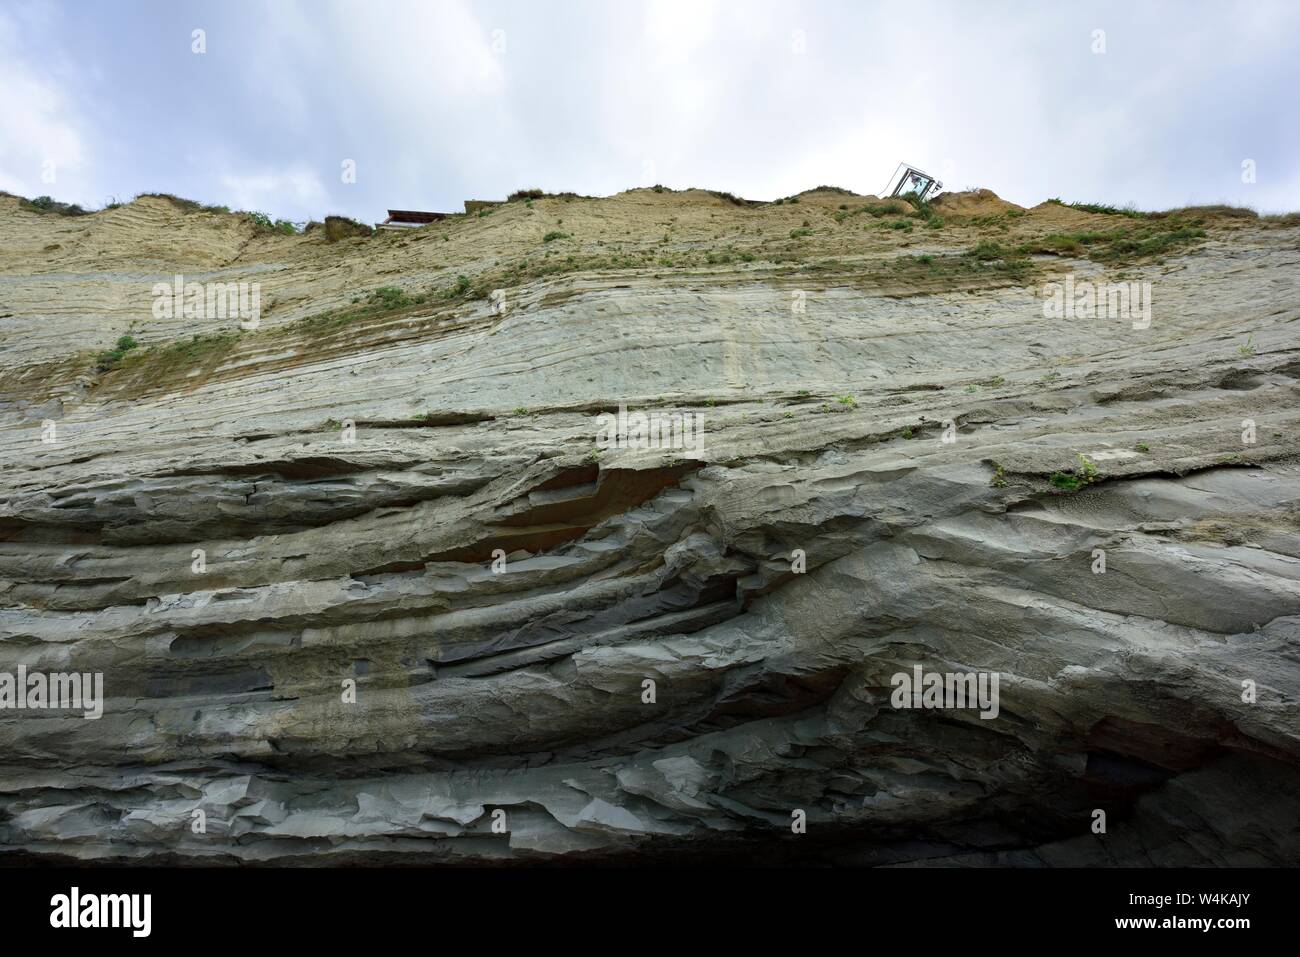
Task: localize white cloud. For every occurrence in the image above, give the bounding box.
[247,0,507,135]
[0,9,90,200]
[218,166,329,217]
[215,0,515,209]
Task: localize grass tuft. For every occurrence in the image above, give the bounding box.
[95,334,139,371]
[1049,453,1099,492]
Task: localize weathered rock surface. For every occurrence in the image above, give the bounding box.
[1,188,1298,864]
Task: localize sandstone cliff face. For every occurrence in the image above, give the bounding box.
[1,188,1297,864]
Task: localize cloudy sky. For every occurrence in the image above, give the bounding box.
[1,0,1296,222]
